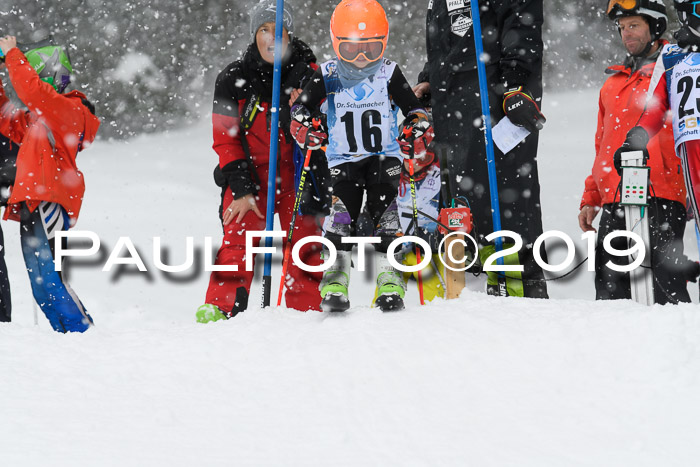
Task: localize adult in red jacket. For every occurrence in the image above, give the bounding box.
[0,36,100,331]
[579,2,695,304]
[197,2,324,322]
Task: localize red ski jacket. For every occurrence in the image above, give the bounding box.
[581,46,685,209]
[212,38,318,200]
[0,47,100,225]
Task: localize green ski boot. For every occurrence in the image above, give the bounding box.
[374,252,406,312]
[196,304,228,323]
[320,250,351,312]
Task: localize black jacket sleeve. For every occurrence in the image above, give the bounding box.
[212,63,241,118]
[211,62,258,199]
[292,68,327,111]
[388,65,424,115]
[497,0,544,88]
[214,160,259,199]
[417,62,430,85]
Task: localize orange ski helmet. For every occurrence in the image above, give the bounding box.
[330,0,389,64]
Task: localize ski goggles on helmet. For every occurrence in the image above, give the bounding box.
[607,0,646,15]
[336,38,385,63]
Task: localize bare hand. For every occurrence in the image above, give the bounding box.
[289,88,302,107]
[412,82,430,100]
[0,36,17,57]
[223,194,264,225]
[578,205,600,233]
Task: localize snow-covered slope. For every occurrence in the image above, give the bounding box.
[2,90,700,466]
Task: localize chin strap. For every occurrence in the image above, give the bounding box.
[625,40,655,71]
[632,40,654,59]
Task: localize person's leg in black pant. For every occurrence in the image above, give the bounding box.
[0,221,10,322]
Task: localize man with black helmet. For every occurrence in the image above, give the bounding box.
[579,0,697,303]
[616,0,700,298]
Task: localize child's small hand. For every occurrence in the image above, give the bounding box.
[0,36,17,57]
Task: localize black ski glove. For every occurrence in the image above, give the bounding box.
[614,126,650,175]
[680,260,700,283]
[502,86,546,133]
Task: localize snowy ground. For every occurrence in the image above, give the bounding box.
[2,90,700,466]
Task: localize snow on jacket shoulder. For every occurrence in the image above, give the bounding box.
[581,47,685,209]
[0,47,100,226]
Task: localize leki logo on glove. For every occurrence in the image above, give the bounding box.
[507,100,523,112]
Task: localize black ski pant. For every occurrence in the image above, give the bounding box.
[325,157,401,253]
[431,74,547,298]
[0,222,10,322]
[0,134,15,321]
[595,199,693,304]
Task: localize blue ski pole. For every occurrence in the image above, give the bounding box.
[261,0,286,308]
[469,0,507,295]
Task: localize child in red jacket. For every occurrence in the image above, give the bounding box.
[0,35,100,332]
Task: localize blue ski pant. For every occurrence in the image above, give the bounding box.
[20,202,93,333]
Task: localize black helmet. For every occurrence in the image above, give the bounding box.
[675,0,700,40]
[607,0,668,41]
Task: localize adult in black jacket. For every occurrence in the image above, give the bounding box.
[414,0,548,298]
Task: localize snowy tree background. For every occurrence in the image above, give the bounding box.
[1,0,680,139]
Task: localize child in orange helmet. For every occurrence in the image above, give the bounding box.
[291,0,433,312]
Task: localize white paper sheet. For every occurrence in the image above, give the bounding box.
[492,116,530,154]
